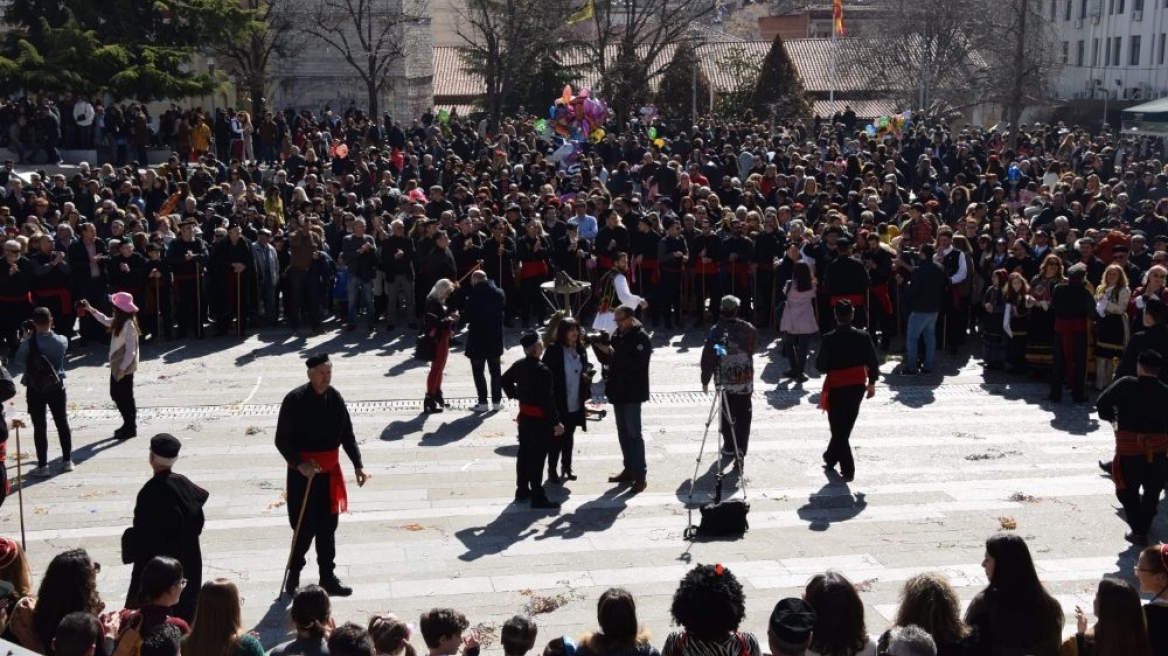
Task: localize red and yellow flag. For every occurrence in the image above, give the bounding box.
[833,0,846,36]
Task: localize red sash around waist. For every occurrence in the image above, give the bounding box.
[1054,317,1089,333]
[830,294,866,308]
[292,449,348,514]
[518,260,550,281]
[694,260,719,275]
[1112,431,1168,490]
[724,262,750,287]
[0,293,31,304]
[819,365,868,412]
[639,258,660,284]
[33,286,72,310]
[518,403,546,418]
[869,283,893,314]
[597,255,614,270]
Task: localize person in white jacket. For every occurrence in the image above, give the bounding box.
[79,292,139,440]
[592,252,646,333]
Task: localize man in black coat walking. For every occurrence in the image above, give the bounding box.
[463,270,505,412]
[593,305,653,493]
[815,300,879,482]
[502,332,564,510]
[121,434,208,622]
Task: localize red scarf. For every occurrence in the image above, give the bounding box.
[819,365,868,412]
[295,449,348,514]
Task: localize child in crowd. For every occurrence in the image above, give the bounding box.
[420,608,480,656]
[502,616,538,656]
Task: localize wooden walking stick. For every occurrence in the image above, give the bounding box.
[236,271,242,337]
[195,262,203,338]
[770,272,778,333]
[155,278,163,341]
[280,474,314,596]
[14,425,25,551]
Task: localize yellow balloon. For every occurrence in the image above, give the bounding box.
[653,138,665,148]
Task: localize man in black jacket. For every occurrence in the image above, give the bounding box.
[1049,264,1094,403]
[1097,349,1168,545]
[902,244,947,374]
[122,434,208,621]
[815,301,879,482]
[463,271,505,412]
[593,305,653,493]
[501,332,564,510]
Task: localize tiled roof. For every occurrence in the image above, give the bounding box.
[811,98,906,119]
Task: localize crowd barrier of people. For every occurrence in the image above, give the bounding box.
[0,533,1162,656]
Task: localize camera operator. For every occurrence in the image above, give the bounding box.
[592,305,652,494]
[13,307,73,477]
[700,295,759,470]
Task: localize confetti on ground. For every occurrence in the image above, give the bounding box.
[395,523,435,532]
[263,492,287,513]
[9,452,31,462]
[522,586,584,615]
[473,623,497,649]
[965,449,1021,461]
[245,426,265,435]
[853,578,878,592]
[998,516,1018,530]
[185,423,203,432]
[34,508,48,515]
[481,431,506,438]
[1008,492,1040,503]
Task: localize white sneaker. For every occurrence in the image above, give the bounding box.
[61,461,75,473]
[471,403,489,413]
[492,402,505,411]
[28,466,52,478]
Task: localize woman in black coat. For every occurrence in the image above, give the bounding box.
[462,271,506,411]
[541,317,593,482]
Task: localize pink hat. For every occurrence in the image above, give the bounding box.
[111,291,138,314]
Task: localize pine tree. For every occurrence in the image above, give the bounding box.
[750,34,811,120]
[653,41,711,127]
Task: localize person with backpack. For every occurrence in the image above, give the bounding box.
[12,306,73,477]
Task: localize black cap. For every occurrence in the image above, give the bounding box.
[768,598,816,645]
[306,352,330,369]
[150,433,182,459]
[520,331,540,348]
[836,237,853,249]
[1139,349,1163,368]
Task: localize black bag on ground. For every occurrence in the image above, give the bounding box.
[414,331,435,362]
[23,336,64,396]
[698,498,750,537]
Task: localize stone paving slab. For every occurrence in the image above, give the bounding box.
[0,325,1131,649]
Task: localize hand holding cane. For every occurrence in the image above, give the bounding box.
[281,463,317,597]
[236,270,242,337]
[155,279,163,341]
[13,422,26,551]
[195,262,203,338]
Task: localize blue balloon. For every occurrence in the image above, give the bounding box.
[864,125,877,137]
[549,105,557,119]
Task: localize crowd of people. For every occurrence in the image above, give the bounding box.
[0,533,1162,656]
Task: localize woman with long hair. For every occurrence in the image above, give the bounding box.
[120,556,189,635]
[1094,264,1131,389]
[779,260,818,382]
[1026,254,1066,372]
[542,318,593,483]
[1135,544,1168,655]
[878,572,973,656]
[1003,272,1032,372]
[1060,578,1151,656]
[1129,264,1167,326]
[423,278,459,413]
[982,269,1008,370]
[661,564,760,656]
[578,588,659,656]
[804,570,876,656]
[965,534,1063,656]
[181,579,263,656]
[79,291,140,441]
[369,613,419,656]
[235,111,255,163]
[11,549,105,654]
[269,585,332,656]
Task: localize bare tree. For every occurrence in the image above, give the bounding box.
[983,0,1060,145]
[455,0,578,127]
[214,0,302,116]
[294,0,429,117]
[586,2,717,128]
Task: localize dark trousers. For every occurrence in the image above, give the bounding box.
[785,334,812,375]
[174,279,204,337]
[28,387,72,467]
[77,279,110,341]
[516,417,551,500]
[286,469,339,577]
[1114,453,1168,534]
[287,269,321,330]
[754,270,775,328]
[1051,327,1088,400]
[824,385,865,478]
[658,271,682,326]
[720,393,752,457]
[110,373,136,431]
[548,412,582,475]
[470,357,501,404]
[693,272,719,321]
[0,301,30,357]
[519,278,546,326]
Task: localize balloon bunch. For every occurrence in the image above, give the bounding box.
[545,85,609,143]
[864,110,912,141]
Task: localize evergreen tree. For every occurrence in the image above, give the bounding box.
[653,41,710,126]
[750,34,811,120]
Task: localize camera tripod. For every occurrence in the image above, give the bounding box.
[682,344,748,540]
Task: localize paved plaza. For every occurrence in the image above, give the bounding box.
[0,325,1131,647]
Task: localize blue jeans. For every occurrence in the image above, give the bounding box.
[612,403,646,478]
[905,311,938,370]
[346,275,374,325]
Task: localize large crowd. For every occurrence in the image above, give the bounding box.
[0,534,1163,656]
[2,98,1168,656]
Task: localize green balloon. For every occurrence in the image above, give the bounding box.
[648,127,657,140]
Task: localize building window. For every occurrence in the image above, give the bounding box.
[1108,0,1113,13]
[1131,34,1141,64]
[1062,41,1070,63]
[1080,0,1088,17]
[1050,0,1057,17]
[1092,37,1100,65]
[1077,40,1085,65]
[1159,33,1166,65]
[1113,36,1122,64]
[1117,0,1124,12]
[1134,0,1143,10]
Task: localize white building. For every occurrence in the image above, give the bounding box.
[1047,0,1168,102]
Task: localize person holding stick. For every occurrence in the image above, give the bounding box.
[276,353,369,598]
[78,292,140,440]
